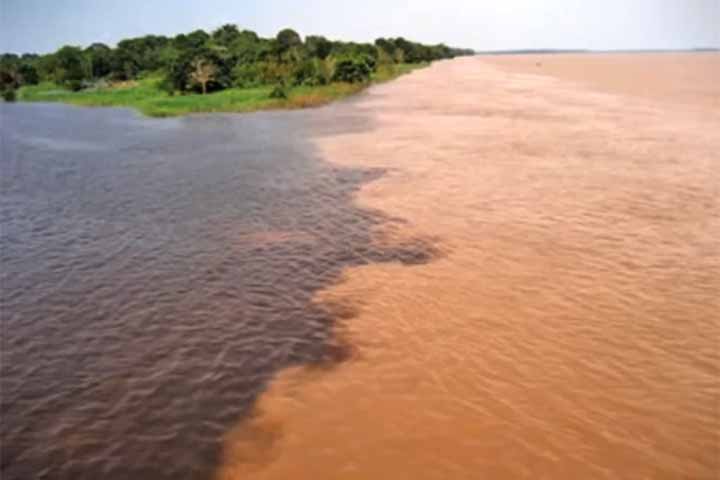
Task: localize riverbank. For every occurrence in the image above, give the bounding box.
[15,63,425,117]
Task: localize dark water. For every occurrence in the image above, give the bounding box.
[0,103,433,479]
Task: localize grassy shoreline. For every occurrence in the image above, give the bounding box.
[16,63,426,117]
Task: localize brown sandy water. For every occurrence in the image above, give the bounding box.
[484,52,720,108]
[218,54,720,479]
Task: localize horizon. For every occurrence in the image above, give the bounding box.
[1,0,719,55]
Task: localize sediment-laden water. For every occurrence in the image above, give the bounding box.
[0,103,433,479]
[217,54,720,480]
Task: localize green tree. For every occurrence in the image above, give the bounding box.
[1,25,476,98]
[0,66,20,95]
[231,62,263,88]
[0,54,21,92]
[163,47,228,94]
[332,55,373,83]
[33,53,58,82]
[189,57,217,94]
[84,43,112,78]
[212,24,241,47]
[226,29,264,67]
[112,35,170,77]
[375,38,395,57]
[306,35,332,60]
[55,46,87,90]
[185,30,210,50]
[111,44,140,80]
[276,28,302,52]
[18,63,39,85]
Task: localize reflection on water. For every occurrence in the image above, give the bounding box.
[0,103,434,479]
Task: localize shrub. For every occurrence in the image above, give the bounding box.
[260,61,293,85]
[269,83,287,99]
[67,79,84,91]
[292,59,323,86]
[332,55,372,83]
[318,57,336,85]
[2,89,16,101]
[232,62,263,88]
[158,75,175,94]
[234,60,286,86]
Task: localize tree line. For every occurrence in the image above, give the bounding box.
[1,25,474,100]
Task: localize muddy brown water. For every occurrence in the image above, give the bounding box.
[215,54,720,480]
[2,53,720,480]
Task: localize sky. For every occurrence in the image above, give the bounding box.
[1,0,718,54]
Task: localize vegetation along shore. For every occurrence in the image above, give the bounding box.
[0,26,473,116]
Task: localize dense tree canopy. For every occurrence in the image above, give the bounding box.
[276,28,302,52]
[85,43,112,79]
[0,25,474,99]
[54,46,86,90]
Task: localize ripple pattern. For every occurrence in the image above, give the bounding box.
[0,103,435,479]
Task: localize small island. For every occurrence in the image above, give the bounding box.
[0,26,473,117]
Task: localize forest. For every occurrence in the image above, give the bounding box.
[0,25,473,104]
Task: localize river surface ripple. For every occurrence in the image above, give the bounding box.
[217,54,720,480]
[0,103,433,479]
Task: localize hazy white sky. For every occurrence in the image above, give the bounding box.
[1,0,718,54]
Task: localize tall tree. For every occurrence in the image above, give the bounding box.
[18,63,39,85]
[212,24,241,47]
[55,46,86,90]
[190,57,217,94]
[306,36,332,60]
[276,29,302,52]
[85,43,112,78]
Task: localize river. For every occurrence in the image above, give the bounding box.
[0,102,433,479]
[2,53,719,480]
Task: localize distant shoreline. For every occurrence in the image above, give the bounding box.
[475,48,719,55]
